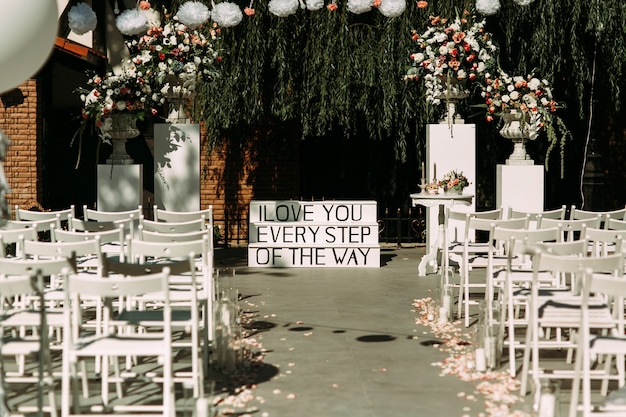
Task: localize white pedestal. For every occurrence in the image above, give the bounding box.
[496,164,544,213]
[97,164,143,212]
[154,123,200,212]
[425,124,476,273]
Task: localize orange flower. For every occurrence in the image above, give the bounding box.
[452,32,465,43]
[373,0,381,7]
[139,1,151,10]
[327,3,338,11]
[417,1,428,8]
[244,7,255,15]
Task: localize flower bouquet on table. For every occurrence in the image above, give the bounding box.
[438,170,469,194]
[404,11,497,116]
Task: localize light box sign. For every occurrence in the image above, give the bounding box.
[248,200,380,268]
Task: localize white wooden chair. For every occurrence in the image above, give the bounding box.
[539,217,602,242]
[81,205,142,237]
[152,205,212,223]
[103,252,206,399]
[492,226,563,377]
[442,208,503,322]
[51,224,126,261]
[0,257,75,417]
[140,217,207,234]
[60,267,174,417]
[569,260,626,417]
[457,216,528,327]
[519,250,623,397]
[507,205,567,229]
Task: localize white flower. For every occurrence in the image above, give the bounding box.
[412,53,424,63]
[502,95,510,103]
[438,45,448,55]
[507,84,515,92]
[115,101,127,111]
[509,91,519,100]
[527,78,541,90]
[457,69,467,79]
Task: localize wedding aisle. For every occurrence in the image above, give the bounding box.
[210,246,545,417]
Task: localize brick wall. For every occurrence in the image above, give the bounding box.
[0,79,42,212]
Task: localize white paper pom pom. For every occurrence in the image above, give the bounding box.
[347,0,373,14]
[68,2,98,35]
[177,1,211,28]
[305,0,324,10]
[268,0,299,17]
[212,2,243,27]
[513,0,534,5]
[115,9,149,36]
[378,0,406,17]
[475,0,500,15]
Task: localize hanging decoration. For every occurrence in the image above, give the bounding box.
[347,0,373,15]
[68,2,98,35]
[268,0,299,17]
[475,0,500,16]
[378,0,406,18]
[211,2,244,27]
[305,0,324,11]
[177,1,211,28]
[115,9,149,35]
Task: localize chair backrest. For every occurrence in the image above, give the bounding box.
[0,227,38,257]
[507,205,567,221]
[140,217,207,234]
[584,227,626,257]
[152,205,213,223]
[0,256,75,277]
[538,217,601,241]
[138,227,209,243]
[22,238,102,275]
[569,205,626,228]
[63,266,171,338]
[4,218,57,232]
[606,218,626,231]
[14,205,75,223]
[82,205,142,222]
[51,225,124,245]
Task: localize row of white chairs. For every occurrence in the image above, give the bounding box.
[440,205,626,416]
[0,205,216,417]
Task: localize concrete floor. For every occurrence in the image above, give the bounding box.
[209,245,542,417]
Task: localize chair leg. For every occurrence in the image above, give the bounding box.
[569,335,583,417]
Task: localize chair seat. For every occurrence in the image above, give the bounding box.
[69,334,169,358]
[1,338,44,356]
[1,309,64,327]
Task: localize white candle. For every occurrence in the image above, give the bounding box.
[421,162,425,180]
[538,393,556,417]
[433,163,437,180]
[475,347,486,372]
[438,307,448,324]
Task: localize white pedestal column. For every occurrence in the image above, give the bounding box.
[496,164,544,213]
[425,124,476,273]
[97,164,143,212]
[154,123,200,212]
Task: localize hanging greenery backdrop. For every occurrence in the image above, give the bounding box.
[167,0,626,162]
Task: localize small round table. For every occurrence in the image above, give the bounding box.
[410,192,474,276]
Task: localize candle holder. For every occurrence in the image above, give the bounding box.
[419,178,428,194]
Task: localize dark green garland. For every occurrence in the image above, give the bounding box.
[173,0,626,163]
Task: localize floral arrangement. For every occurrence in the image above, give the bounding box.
[404,11,497,106]
[76,66,158,143]
[479,70,571,175]
[480,71,557,138]
[438,170,469,192]
[125,14,222,94]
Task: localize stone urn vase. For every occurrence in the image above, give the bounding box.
[106,113,140,164]
[499,110,535,165]
[161,73,196,123]
[435,76,468,125]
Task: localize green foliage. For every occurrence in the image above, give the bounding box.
[184,0,626,164]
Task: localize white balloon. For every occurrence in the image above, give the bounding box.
[0,0,58,94]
